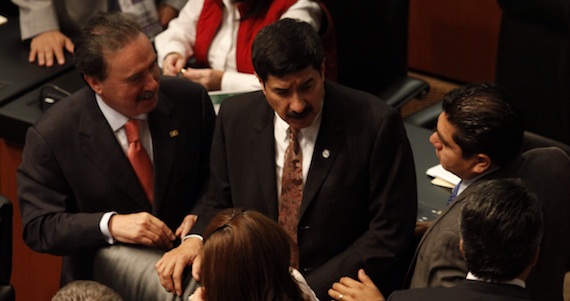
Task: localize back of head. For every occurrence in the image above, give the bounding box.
[201,208,307,301]
[52,280,123,301]
[74,12,143,81]
[460,178,543,282]
[442,82,524,167]
[252,18,324,82]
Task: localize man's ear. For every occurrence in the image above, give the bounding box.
[471,153,492,175]
[459,238,466,259]
[84,74,102,95]
[255,72,266,95]
[320,61,326,80]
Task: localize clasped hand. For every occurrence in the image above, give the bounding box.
[162,53,223,91]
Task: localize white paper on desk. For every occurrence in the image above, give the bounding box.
[426,164,461,187]
[431,177,455,189]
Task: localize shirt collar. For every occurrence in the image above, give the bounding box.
[95,94,148,131]
[466,272,526,288]
[274,99,323,142]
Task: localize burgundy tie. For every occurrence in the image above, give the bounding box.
[124,119,154,203]
[278,127,303,268]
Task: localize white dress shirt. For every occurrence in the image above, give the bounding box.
[95,94,154,244]
[466,272,526,288]
[274,108,322,202]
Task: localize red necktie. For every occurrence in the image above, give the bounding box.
[278,127,303,268]
[124,119,154,203]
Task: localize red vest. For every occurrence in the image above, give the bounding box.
[194,0,297,74]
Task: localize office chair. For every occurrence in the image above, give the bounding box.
[0,195,15,301]
[320,0,429,109]
[495,0,570,145]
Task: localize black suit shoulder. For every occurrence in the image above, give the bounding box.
[389,281,533,301]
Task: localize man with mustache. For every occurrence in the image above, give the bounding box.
[155,18,417,300]
[17,12,215,285]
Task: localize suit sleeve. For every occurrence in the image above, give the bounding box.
[17,126,108,255]
[12,0,60,40]
[424,228,467,287]
[306,111,418,298]
[192,104,233,234]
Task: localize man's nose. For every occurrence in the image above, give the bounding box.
[429,132,442,150]
[289,93,306,113]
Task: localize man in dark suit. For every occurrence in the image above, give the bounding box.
[155,18,418,299]
[408,83,570,301]
[330,178,543,301]
[17,12,215,285]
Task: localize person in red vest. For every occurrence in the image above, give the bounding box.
[155,0,323,92]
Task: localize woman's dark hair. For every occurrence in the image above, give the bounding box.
[201,208,309,301]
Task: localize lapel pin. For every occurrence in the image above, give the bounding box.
[322,149,330,158]
[169,130,179,138]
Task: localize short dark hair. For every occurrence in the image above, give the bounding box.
[74,12,143,81]
[252,18,324,82]
[460,178,543,282]
[442,82,524,167]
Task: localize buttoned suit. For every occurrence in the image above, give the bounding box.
[408,147,570,301]
[18,76,215,284]
[192,80,418,300]
[390,280,533,301]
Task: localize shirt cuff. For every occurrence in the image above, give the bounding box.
[220,71,262,92]
[100,211,118,244]
[182,234,203,242]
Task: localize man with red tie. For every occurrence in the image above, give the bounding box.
[17,12,215,285]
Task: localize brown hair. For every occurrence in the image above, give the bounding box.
[201,208,309,301]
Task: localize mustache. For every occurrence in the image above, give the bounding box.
[137,91,157,101]
[286,106,313,120]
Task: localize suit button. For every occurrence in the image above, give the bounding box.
[300,225,310,230]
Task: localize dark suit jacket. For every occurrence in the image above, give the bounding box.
[409,147,570,301]
[390,280,533,301]
[17,76,215,284]
[193,81,418,299]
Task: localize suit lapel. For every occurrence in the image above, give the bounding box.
[300,90,345,217]
[250,100,279,219]
[78,91,151,209]
[148,94,180,214]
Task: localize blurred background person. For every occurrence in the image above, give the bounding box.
[12,0,188,67]
[154,0,324,92]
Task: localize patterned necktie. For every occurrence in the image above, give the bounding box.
[447,181,461,206]
[124,119,154,203]
[278,127,303,268]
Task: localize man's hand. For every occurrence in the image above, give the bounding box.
[180,67,223,91]
[328,269,385,301]
[155,237,203,296]
[415,221,432,238]
[176,214,198,238]
[108,212,176,249]
[162,53,187,76]
[29,30,74,67]
[158,4,179,27]
[189,287,205,301]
